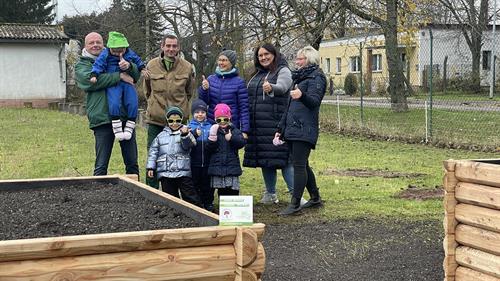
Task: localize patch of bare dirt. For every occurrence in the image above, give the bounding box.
[394,185,444,200]
[324,168,426,178]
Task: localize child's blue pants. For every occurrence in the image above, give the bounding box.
[107,81,138,120]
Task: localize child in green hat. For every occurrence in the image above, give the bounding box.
[90,31,148,141]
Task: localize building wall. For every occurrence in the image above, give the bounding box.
[418,28,500,87]
[0,43,66,106]
[320,33,420,93]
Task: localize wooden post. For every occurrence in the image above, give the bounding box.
[455,266,500,281]
[443,160,458,280]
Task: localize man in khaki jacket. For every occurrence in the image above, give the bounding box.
[143,34,195,188]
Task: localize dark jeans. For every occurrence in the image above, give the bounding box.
[192,166,214,210]
[146,124,164,188]
[290,141,319,200]
[92,123,139,176]
[160,176,201,207]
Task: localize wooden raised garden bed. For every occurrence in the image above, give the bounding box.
[443,160,500,281]
[0,175,265,281]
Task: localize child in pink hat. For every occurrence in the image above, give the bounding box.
[206,103,246,200]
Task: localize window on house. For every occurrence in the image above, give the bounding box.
[350,56,361,72]
[325,58,331,73]
[483,50,492,70]
[372,54,382,72]
[401,53,407,72]
[336,57,341,73]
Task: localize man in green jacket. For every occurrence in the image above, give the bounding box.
[75,32,140,177]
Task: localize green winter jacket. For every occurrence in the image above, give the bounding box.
[75,56,141,129]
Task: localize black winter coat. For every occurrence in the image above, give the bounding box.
[279,65,326,148]
[243,55,292,168]
[207,124,246,177]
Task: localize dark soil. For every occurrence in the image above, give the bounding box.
[323,168,426,179]
[0,183,198,241]
[261,218,443,281]
[394,186,444,200]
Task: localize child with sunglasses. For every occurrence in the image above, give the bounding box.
[146,106,201,206]
[206,103,246,198]
[188,99,215,211]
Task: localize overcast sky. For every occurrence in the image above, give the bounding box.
[56,0,112,21]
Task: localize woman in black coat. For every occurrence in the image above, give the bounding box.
[243,43,296,204]
[276,46,327,216]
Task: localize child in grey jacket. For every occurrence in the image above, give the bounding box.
[147,106,201,206]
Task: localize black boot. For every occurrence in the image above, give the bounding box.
[302,189,323,209]
[279,197,302,216]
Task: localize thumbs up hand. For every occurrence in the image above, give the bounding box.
[224,129,232,141]
[118,53,131,71]
[262,78,272,93]
[201,75,209,90]
[290,85,302,100]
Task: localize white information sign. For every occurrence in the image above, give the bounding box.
[218,196,253,226]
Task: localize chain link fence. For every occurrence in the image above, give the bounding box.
[320,26,500,151]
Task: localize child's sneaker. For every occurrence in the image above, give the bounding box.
[260,192,279,204]
[112,119,125,141]
[123,120,136,140]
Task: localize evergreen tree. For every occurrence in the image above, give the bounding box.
[123,0,163,59]
[0,0,55,24]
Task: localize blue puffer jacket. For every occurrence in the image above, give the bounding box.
[198,69,250,133]
[278,65,326,149]
[206,124,246,177]
[189,118,213,167]
[146,125,196,178]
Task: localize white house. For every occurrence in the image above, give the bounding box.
[418,24,500,87]
[0,23,69,107]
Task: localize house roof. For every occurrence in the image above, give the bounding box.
[0,23,69,43]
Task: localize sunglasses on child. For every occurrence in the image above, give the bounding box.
[167,119,182,124]
[216,117,230,124]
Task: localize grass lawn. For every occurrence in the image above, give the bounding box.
[0,108,496,222]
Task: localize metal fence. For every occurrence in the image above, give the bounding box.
[320,26,500,151]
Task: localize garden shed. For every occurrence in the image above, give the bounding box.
[0,23,69,108]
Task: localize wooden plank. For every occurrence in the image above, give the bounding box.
[0,225,261,263]
[0,245,239,281]
[0,175,119,191]
[456,182,500,210]
[444,171,459,192]
[234,227,258,267]
[456,246,500,278]
[444,191,457,214]
[444,234,457,256]
[455,204,500,233]
[456,266,500,281]
[444,213,458,234]
[455,161,500,188]
[456,224,500,256]
[117,175,219,226]
[123,174,139,181]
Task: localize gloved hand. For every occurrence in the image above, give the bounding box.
[209,124,219,141]
[273,132,285,146]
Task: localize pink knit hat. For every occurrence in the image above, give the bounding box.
[214,103,231,119]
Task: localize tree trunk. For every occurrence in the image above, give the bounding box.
[384,0,408,112]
